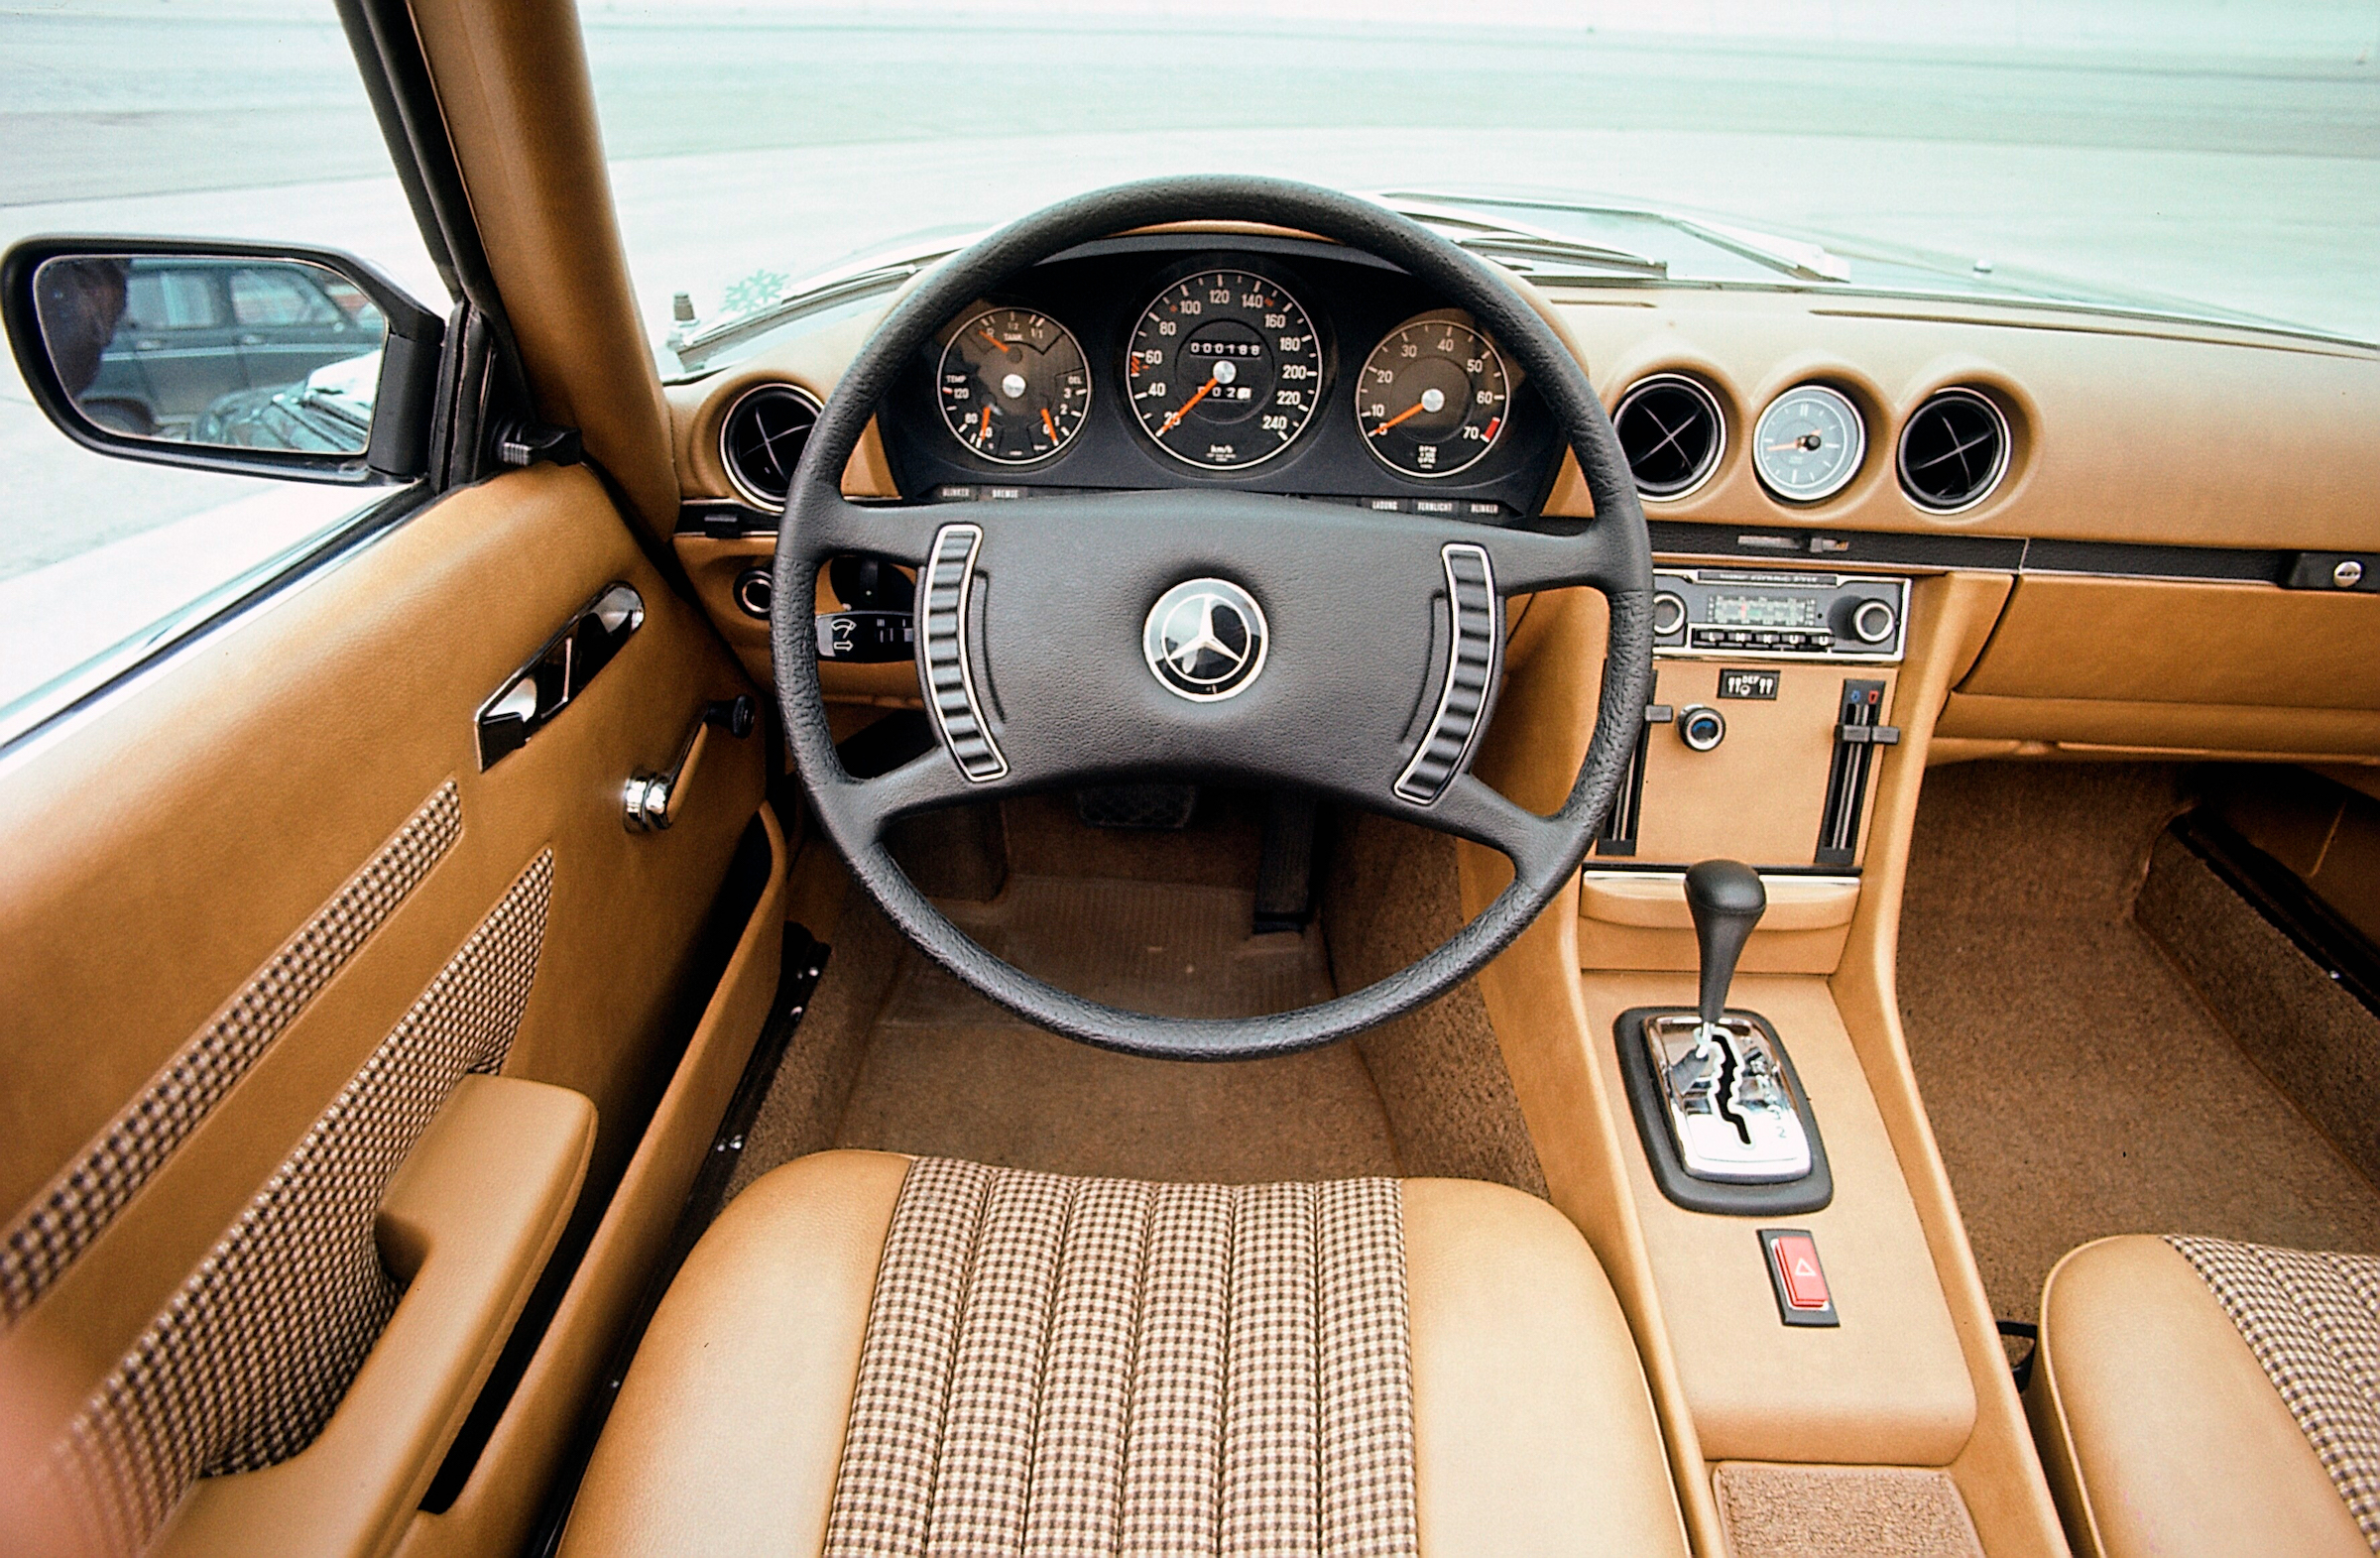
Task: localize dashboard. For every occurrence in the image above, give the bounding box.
[667,218,2380,771]
[870,234,1563,518]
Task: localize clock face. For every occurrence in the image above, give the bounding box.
[1753,384,1866,503]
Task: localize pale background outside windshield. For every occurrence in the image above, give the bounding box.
[3,0,2375,713]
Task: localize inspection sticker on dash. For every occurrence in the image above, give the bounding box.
[1718,667,1781,700]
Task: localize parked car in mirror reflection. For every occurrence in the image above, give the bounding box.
[75,256,385,438]
[192,350,379,454]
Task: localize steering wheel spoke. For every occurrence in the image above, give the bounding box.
[1420,773,1575,889]
[840,745,1007,838]
[786,494,946,566]
[1477,517,1644,599]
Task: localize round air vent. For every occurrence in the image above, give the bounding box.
[1613,374,1726,500]
[1897,388,2011,514]
[718,382,822,510]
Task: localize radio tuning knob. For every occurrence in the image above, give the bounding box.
[1652,590,1688,638]
[1831,596,1897,646]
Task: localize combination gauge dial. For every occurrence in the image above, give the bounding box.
[936,306,1090,465]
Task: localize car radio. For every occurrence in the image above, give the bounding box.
[1651,569,1909,662]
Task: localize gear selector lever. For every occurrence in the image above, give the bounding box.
[1616,859,1832,1214]
[1688,859,1766,1036]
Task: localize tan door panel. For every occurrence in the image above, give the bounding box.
[0,465,765,1555]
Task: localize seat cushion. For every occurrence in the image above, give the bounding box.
[561,1150,1687,1558]
[2031,1234,2374,1558]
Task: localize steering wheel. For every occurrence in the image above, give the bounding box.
[773,176,1652,1059]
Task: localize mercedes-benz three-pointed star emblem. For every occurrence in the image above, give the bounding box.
[1142,578,1268,701]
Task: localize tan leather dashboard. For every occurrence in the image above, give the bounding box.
[659,236,2380,766]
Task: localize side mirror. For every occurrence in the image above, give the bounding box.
[2,236,444,484]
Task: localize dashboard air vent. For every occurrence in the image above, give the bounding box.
[1613,374,1726,499]
[1898,388,2010,514]
[718,382,822,510]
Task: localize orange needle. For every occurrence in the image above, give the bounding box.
[1158,376,1219,435]
[979,328,1013,355]
[979,406,992,441]
[1041,407,1057,440]
[1369,400,1430,436]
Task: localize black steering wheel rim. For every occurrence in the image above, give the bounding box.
[773,175,1652,1060]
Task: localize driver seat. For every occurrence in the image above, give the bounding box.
[560,1151,1690,1557]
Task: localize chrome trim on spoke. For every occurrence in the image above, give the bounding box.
[1394,542,1500,805]
[916,523,1008,782]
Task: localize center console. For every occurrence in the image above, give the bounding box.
[1462,565,2058,1556]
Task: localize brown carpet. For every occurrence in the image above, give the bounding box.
[1899,762,2380,1323]
[732,858,1401,1193]
[1713,1464,1982,1558]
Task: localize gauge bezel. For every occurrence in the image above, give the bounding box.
[717,380,824,511]
[1613,372,1728,501]
[1354,311,1511,481]
[1124,265,1326,471]
[933,304,1093,467]
[1896,386,2012,516]
[1752,382,1867,505]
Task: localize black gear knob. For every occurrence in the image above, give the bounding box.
[1686,860,1766,1031]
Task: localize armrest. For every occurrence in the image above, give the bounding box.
[156,1074,594,1558]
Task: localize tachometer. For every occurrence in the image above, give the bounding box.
[1126,269,1321,469]
[1356,314,1508,478]
[936,305,1090,464]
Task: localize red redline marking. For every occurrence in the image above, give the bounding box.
[1483,416,1501,442]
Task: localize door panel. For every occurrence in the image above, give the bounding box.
[0,463,766,1554]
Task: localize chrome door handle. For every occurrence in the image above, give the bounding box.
[623,695,755,833]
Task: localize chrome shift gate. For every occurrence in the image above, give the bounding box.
[1640,1012,1813,1183]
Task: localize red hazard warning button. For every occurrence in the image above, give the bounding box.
[1771,1234,1831,1310]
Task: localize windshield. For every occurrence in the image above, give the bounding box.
[585,0,2380,372]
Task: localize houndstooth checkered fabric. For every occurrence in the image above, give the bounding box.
[1,781,462,1325]
[824,1158,1419,1558]
[2167,1235,2380,1549]
[51,850,552,1558]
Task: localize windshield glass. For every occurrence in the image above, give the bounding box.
[586,0,2380,374]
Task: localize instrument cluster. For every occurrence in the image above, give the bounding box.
[882,235,1561,515]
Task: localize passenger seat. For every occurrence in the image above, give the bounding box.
[2031,1234,2380,1557]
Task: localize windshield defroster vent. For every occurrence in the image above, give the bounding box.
[1898,388,2011,514]
[719,382,822,511]
[1614,374,1726,500]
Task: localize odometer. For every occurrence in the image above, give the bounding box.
[1356,314,1508,478]
[1126,269,1321,469]
[935,306,1090,465]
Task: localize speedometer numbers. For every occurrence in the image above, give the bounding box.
[1127,270,1322,469]
[936,306,1090,465]
[1357,315,1508,478]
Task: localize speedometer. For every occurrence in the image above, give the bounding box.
[1126,269,1322,469]
[1357,314,1508,478]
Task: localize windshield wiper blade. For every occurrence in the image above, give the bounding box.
[1382,189,1852,285]
[1685,218,1851,284]
[1376,195,1668,279]
[666,230,983,369]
